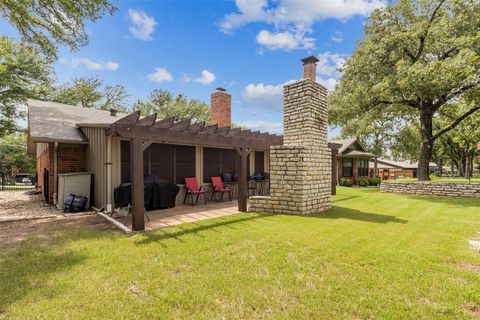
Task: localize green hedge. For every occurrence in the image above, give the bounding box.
[369,177,382,186]
[339,178,353,187]
[358,178,369,187]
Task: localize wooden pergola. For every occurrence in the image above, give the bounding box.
[107,111,283,230]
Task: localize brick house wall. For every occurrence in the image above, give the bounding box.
[36,143,87,204]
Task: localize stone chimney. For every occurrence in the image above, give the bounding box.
[301,55,319,81]
[249,56,331,215]
[210,87,231,127]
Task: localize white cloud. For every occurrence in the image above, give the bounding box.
[237,120,283,134]
[219,0,385,50]
[63,58,119,71]
[242,83,284,111]
[317,77,338,91]
[194,70,216,85]
[316,51,349,90]
[218,0,272,33]
[147,67,173,83]
[317,52,348,78]
[180,74,192,84]
[331,31,344,43]
[128,9,156,41]
[242,80,296,110]
[256,30,314,50]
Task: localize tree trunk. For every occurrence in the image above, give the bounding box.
[465,149,470,179]
[418,108,434,181]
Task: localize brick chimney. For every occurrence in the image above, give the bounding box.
[301,55,319,81]
[210,87,231,127]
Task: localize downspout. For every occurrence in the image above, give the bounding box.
[53,142,58,205]
[106,135,113,213]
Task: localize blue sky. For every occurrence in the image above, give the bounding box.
[0,0,387,135]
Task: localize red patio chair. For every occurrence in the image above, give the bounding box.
[211,176,232,202]
[184,177,206,205]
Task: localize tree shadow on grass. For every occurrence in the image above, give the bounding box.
[307,206,408,224]
[331,195,361,204]
[134,214,272,246]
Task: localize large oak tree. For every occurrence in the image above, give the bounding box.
[0,0,116,60]
[133,89,211,123]
[330,0,480,180]
[0,36,52,137]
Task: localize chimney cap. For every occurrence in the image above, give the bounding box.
[301,55,319,64]
[110,108,118,116]
[215,87,227,92]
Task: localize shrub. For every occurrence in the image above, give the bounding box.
[339,178,353,187]
[369,177,382,186]
[358,178,369,187]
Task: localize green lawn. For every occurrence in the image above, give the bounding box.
[1,188,480,319]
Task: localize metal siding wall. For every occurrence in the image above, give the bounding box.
[36,142,49,157]
[111,137,122,202]
[82,127,107,209]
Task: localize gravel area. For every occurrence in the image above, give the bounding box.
[0,191,65,219]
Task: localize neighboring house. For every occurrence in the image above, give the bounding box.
[329,138,377,183]
[370,159,417,179]
[27,88,278,211]
[369,158,439,179]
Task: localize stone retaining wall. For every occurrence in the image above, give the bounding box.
[380,181,480,198]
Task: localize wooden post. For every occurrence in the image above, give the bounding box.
[130,138,145,231]
[236,143,249,212]
[331,147,338,196]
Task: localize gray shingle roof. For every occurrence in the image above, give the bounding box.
[342,149,376,158]
[328,137,360,154]
[27,99,126,143]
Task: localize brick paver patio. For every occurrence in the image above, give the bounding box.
[115,201,239,231]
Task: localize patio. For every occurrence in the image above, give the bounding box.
[114,201,239,231]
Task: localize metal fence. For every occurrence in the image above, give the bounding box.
[0,175,36,191]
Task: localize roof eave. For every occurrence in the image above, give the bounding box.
[30,137,89,144]
[76,123,111,128]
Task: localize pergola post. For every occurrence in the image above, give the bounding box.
[236,144,250,212]
[130,138,145,231]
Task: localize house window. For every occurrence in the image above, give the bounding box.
[358,159,369,177]
[342,158,353,177]
[255,151,265,173]
[203,147,236,182]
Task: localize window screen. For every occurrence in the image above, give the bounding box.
[203,147,236,182]
[121,142,196,184]
[221,149,236,174]
[174,145,196,184]
[149,143,174,182]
